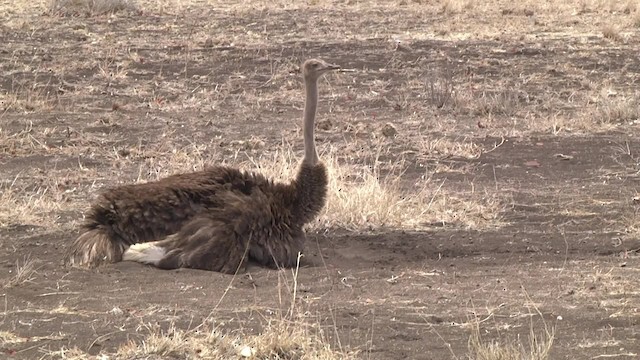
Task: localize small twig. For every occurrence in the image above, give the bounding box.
[16,340,53,354]
[591,354,638,359]
[88,330,121,351]
[492,164,498,191]
[482,136,506,154]
[425,178,446,212]
[560,229,569,273]
[37,291,81,297]
[288,252,303,318]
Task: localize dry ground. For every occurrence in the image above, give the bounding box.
[1,0,640,359]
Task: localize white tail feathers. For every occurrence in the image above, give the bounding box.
[122,242,166,265]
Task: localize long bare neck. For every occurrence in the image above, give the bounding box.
[303,77,319,166]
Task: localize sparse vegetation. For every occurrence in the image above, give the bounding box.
[0,171,85,228]
[419,136,483,159]
[471,90,522,117]
[108,320,355,360]
[425,70,457,109]
[594,90,640,124]
[2,256,39,288]
[248,145,502,231]
[45,258,356,359]
[0,77,60,113]
[467,311,555,360]
[468,328,555,360]
[440,0,474,14]
[602,25,622,42]
[48,0,138,16]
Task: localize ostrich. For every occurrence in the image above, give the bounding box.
[65,58,340,273]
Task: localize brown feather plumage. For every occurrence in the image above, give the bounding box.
[66,58,338,273]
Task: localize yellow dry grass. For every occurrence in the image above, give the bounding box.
[468,322,555,360]
[0,168,89,228]
[46,256,357,360]
[0,180,64,228]
[47,0,139,16]
[246,144,503,232]
[1,256,39,288]
[110,320,356,360]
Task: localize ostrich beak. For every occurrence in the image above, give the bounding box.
[322,62,341,71]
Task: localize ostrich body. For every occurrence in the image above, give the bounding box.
[65,59,339,273]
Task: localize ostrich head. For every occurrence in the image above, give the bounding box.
[302,58,340,82]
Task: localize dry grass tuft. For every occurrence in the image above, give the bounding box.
[113,324,238,359]
[440,0,474,14]
[321,157,502,230]
[50,318,354,359]
[111,320,354,360]
[0,173,77,228]
[594,90,640,124]
[468,315,555,360]
[243,319,355,359]
[50,256,355,360]
[420,136,483,159]
[46,347,91,359]
[634,14,640,28]
[2,256,39,288]
[622,204,640,239]
[0,79,59,114]
[132,142,219,183]
[471,90,521,117]
[248,144,503,231]
[48,0,138,16]
[602,25,623,41]
[0,123,53,156]
[425,71,457,109]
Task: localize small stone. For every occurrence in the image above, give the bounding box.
[239,346,254,357]
[381,123,397,138]
[248,139,265,149]
[109,306,124,316]
[117,148,131,157]
[318,119,333,130]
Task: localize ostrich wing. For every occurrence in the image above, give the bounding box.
[156,186,286,273]
[156,216,250,274]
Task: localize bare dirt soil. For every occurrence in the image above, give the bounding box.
[1,1,640,359]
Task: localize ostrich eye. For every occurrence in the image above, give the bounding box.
[311,63,319,68]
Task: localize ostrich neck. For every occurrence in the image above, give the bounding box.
[303,78,319,166]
